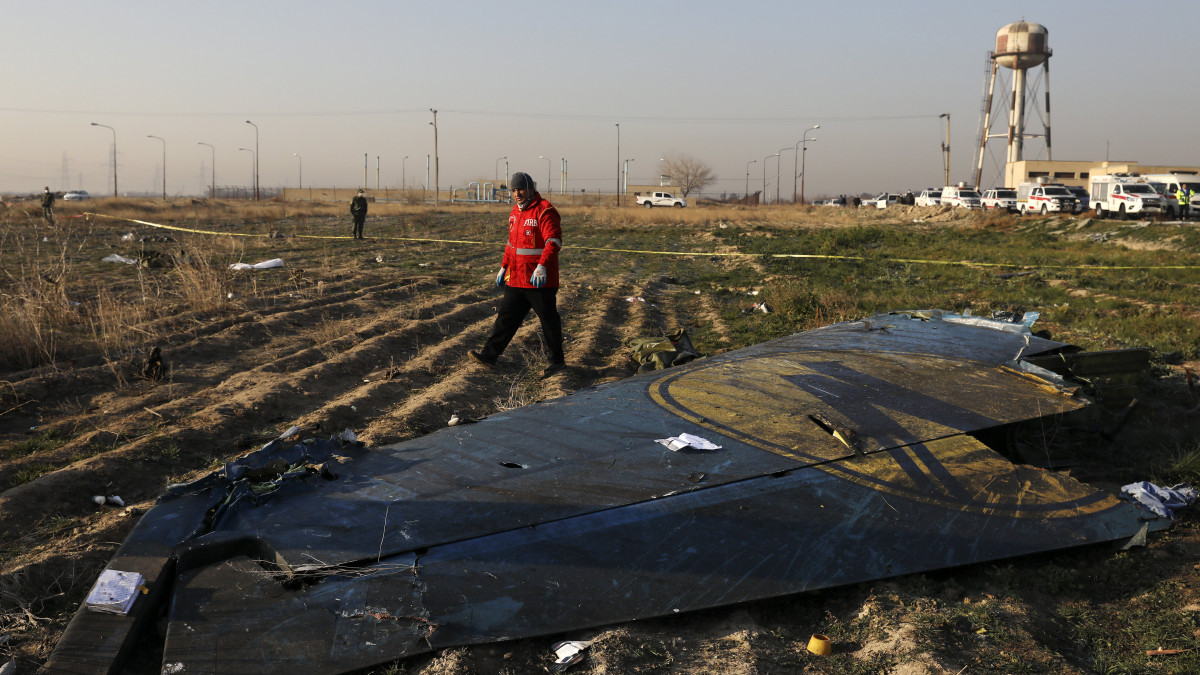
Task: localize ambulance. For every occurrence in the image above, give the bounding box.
[1088,174,1166,220]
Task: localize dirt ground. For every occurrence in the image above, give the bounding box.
[2,204,1199,674]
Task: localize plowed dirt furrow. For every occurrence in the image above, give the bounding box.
[0,278,446,433]
[150,284,491,416]
[161,280,461,379]
[358,310,556,445]
[286,300,510,439]
[559,276,664,390]
[133,275,418,343]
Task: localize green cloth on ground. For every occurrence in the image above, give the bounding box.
[626,328,700,373]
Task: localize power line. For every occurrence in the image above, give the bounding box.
[0,106,939,124]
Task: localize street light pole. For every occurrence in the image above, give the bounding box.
[615,123,620,206]
[745,159,756,200]
[244,120,259,200]
[776,146,791,205]
[363,153,368,190]
[538,155,551,193]
[794,124,819,204]
[800,132,819,206]
[198,142,215,199]
[623,158,634,195]
[376,156,380,190]
[429,109,439,205]
[762,152,778,206]
[147,135,166,200]
[293,153,302,190]
[91,122,117,197]
[940,113,951,187]
[239,147,255,198]
[495,156,507,182]
[402,155,408,190]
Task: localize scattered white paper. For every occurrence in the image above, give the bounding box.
[102,254,138,265]
[85,569,144,614]
[625,296,645,302]
[656,432,722,452]
[229,258,284,271]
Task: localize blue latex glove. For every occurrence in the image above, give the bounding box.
[495,267,507,289]
[530,264,547,288]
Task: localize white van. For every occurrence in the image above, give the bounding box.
[940,184,982,209]
[1140,173,1200,218]
[1089,175,1165,219]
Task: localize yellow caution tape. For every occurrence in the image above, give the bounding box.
[82,212,1200,271]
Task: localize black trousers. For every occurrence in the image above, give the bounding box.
[481,286,564,364]
[352,215,366,238]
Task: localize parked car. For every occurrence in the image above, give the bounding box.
[915,189,942,207]
[862,193,900,209]
[980,188,1018,212]
[62,190,91,201]
[941,184,983,209]
[1018,182,1080,216]
[635,191,685,208]
[1066,186,1089,213]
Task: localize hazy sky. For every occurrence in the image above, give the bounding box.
[4,1,1197,199]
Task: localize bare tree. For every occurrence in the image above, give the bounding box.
[660,154,717,198]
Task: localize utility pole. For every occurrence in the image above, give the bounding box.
[245,120,259,200]
[430,109,439,205]
[147,135,166,199]
[615,123,620,206]
[940,113,951,186]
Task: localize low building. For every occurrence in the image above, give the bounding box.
[1005,160,1200,188]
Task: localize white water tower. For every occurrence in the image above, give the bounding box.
[974,21,1052,186]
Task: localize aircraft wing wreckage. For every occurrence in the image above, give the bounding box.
[47,310,1165,674]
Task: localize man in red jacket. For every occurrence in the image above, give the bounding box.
[469,172,565,378]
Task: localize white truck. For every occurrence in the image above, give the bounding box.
[862,193,900,209]
[635,191,686,208]
[1016,182,1079,215]
[1088,175,1165,220]
[940,184,982,209]
[1140,173,1200,218]
[980,188,1018,212]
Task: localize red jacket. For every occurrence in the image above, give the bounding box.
[501,193,562,289]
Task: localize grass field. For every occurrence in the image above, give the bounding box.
[2,198,1200,673]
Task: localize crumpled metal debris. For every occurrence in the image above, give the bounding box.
[1120,482,1198,519]
[549,640,592,673]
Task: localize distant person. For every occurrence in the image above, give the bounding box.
[41,187,55,225]
[350,189,368,239]
[469,171,566,379]
[903,190,915,205]
[1177,187,1189,219]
